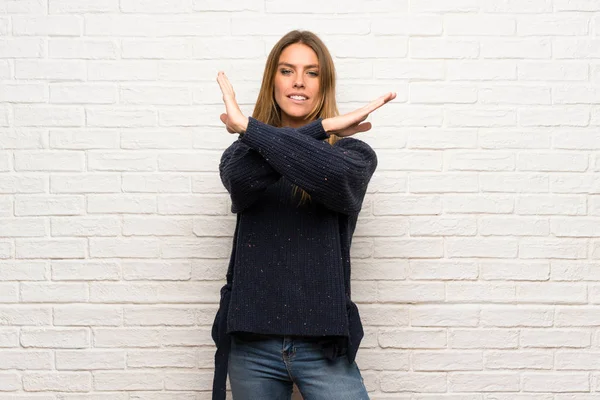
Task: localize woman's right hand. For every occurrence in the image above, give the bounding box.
[322,92,396,137]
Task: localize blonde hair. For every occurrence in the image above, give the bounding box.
[252,30,340,206]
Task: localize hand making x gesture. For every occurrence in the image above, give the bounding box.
[216,71,396,137]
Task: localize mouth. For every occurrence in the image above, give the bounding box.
[288,95,308,103]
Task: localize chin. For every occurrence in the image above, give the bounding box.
[280,108,304,118]
[277,101,314,124]
[288,111,308,118]
[288,114,311,122]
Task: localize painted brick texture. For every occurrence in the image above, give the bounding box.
[1,1,599,399]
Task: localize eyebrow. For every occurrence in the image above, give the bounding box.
[278,62,319,69]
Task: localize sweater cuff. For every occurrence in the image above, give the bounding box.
[241,117,329,141]
[240,116,273,151]
[296,118,329,140]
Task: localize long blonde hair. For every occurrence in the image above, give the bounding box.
[252,30,340,206]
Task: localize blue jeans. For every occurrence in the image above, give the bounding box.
[228,333,369,400]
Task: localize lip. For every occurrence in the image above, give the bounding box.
[288,92,308,98]
[288,96,308,104]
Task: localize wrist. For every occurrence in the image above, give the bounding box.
[321,118,331,133]
[238,117,248,134]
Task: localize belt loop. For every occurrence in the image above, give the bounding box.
[282,335,294,355]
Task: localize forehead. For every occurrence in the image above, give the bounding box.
[278,43,319,67]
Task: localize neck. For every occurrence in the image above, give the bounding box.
[281,115,313,129]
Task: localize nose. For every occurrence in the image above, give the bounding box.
[293,76,305,88]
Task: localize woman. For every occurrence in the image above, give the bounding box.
[212,30,396,400]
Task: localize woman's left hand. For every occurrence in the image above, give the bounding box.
[216,71,248,134]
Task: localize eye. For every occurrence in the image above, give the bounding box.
[308,71,319,77]
[280,69,292,75]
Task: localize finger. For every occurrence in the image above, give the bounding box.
[218,77,239,113]
[217,75,238,111]
[364,92,394,114]
[336,122,372,138]
[217,74,230,98]
[383,92,396,104]
[373,92,395,107]
[217,72,235,98]
[220,72,235,95]
[374,92,393,108]
[347,122,371,135]
[216,73,224,93]
[356,95,385,115]
[219,113,236,134]
[217,72,245,131]
[356,121,372,133]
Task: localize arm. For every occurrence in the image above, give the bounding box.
[294,117,330,140]
[220,118,330,213]
[239,117,377,215]
[219,140,280,214]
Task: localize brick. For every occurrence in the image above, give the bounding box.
[233,16,370,35]
[54,305,122,326]
[127,349,196,368]
[522,373,589,392]
[0,83,47,103]
[483,0,552,13]
[516,282,587,304]
[449,372,520,391]
[85,15,228,36]
[124,306,195,326]
[518,15,589,35]
[50,129,119,149]
[49,39,117,59]
[0,38,44,58]
[15,151,85,172]
[123,260,191,281]
[51,174,122,193]
[16,239,86,259]
[449,329,519,349]
[12,15,81,35]
[410,0,479,12]
[51,216,120,237]
[56,350,124,370]
[93,371,163,391]
[16,60,86,80]
[410,38,479,59]
[52,261,120,281]
[50,0,118,13]
[14,105,84,127]
[21,327,89,348]
[446,15,515,36]
[23,372,92,392]
[21,283,88,303]
[481,38,551,59]
[50,83,117,104]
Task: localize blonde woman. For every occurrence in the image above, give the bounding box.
[212,30,396,400]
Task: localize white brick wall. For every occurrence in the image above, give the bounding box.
[1,0,600,398]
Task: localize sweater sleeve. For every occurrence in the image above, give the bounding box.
[239,116,377,215]
[219,118,329,214]
[219,140,280,214]
[294,117,330,140]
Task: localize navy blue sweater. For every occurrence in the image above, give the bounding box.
[211,116,377,399]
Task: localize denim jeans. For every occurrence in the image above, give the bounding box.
[228,333,369,400]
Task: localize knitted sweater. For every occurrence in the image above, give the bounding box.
[211,116,378,400]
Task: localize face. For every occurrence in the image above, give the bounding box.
[273,43,321,128]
